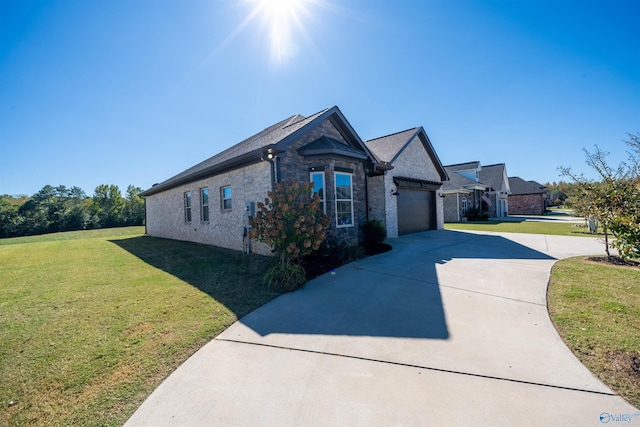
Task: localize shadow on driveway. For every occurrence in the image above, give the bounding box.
[232,230,556,341]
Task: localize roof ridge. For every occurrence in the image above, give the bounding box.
[282,107,331,130]
[444,161,481,168]
[366,127,419,143]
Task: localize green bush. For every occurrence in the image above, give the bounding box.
[361,219,387,245]
[264,255,307,291]
[466,207,489,221]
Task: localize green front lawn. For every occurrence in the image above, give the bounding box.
[445,220,604,237]
[0,227,281,426]
[548,257,640,409]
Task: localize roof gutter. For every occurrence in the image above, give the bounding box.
[140,145,279,197]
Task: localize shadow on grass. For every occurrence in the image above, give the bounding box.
[110,236,282,319]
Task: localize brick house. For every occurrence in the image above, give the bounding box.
[141,106,447,254]
[441,162,510,222]
[364,127,448,237]
[507,177,549,215]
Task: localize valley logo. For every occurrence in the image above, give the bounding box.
[600,412,640,424]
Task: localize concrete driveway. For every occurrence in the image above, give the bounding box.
[125,230,639,426]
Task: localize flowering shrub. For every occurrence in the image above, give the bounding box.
[249,179,331,262]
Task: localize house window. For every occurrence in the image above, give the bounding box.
[184,191,192,222]
[310,172,325,213]
[221,186,232,210]
[335,172,353,227]
[461,197,468,216]
[200,188,209,221]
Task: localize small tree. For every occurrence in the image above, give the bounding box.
[560,134,640,261]
[249,179,331,290]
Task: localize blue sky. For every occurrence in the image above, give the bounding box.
[1,0,639,196]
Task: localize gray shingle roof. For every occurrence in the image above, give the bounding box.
[165,109,327,184]
[364,127,447,181]
[364,128,420,163]
[508,177,547,195]
[478,163,507,192]
[141,107,333,196]
[443,161,481,171]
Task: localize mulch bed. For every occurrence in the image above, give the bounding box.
[586,256,640,269]
[301,243,392,280]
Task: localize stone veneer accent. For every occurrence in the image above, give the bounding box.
[278,120,367,248]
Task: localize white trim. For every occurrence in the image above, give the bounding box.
[221,185,232,210]
[334,172,353,228]
[310,171,326,213]
[200,187,209,222]
[184,191,192,223]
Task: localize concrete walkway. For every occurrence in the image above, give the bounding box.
[125,230,639,426]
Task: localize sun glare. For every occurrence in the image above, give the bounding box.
[251,0,313,65]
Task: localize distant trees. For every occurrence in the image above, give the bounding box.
[0,184,145,238]
[559,133,640,261]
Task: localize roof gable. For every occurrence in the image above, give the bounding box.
[364,127,447,181]
[479,163,509,192]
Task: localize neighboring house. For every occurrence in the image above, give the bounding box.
[479,163,510,218]
[441,162,510,221]
[508,177,549,215]
[141,106,448,254]
[364,127,448,237]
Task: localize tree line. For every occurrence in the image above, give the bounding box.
[0,184,145,238]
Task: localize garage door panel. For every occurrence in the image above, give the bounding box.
[397,188,435,235]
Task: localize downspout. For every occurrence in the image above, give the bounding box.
[456,193,460,222]
[364,167,370,221]
[143,197,148,235]
[263,156,276,185]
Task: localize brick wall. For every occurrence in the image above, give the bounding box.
[508,194,545,215]
[366,174,386,227]
[145,161,273,255]
[443,192,465,222]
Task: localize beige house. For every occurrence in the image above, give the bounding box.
[442,162,510,222]
[365,127,448,237]
[141,106,448,254]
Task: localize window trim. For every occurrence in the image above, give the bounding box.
[200,187,209,222]
[461,196,468,216]
[310,171,326,213]
[221,186,232,211]
[184,191,192,223]
[334,172,354,228]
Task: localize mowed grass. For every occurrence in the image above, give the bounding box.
[0,227,280,426]
[548,257,640,409]
[445,220,604,237]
